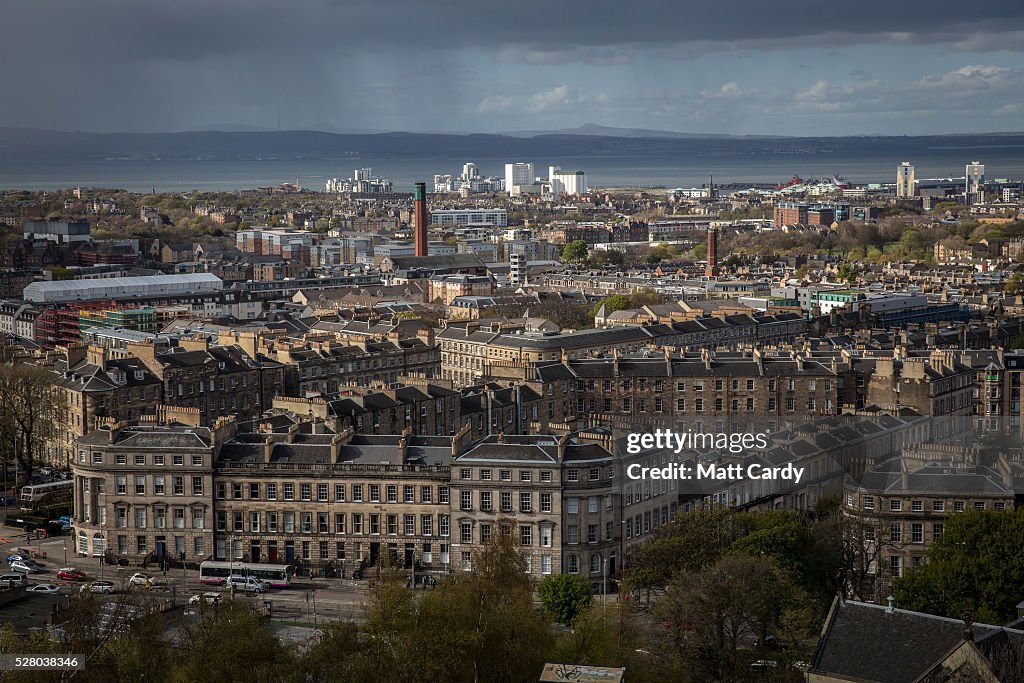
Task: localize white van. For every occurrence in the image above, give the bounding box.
[226,575,269,593]
[0,573,28,587]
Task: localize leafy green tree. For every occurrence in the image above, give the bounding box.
[894,509,1024,624]
[0,364,66,475]
[657,554,816,681]
[170,598,296,683]
[835,263,858,283]
[538,574,594,625]
[561,240,589,263]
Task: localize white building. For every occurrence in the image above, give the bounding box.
[896,162,915,198]
[549,167,587,195]
[509,251,527,286]
[462,163,479,180]
[966,161,985,201]
[504,162,535,195]
[430,208,508,227]
[23,273,223,303]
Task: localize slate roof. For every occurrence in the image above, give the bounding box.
[811,599,1024,683]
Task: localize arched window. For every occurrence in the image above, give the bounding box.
[590,553,601,574]
[77,531,88,555]
[92,532,106,557]
[567,554,579,574]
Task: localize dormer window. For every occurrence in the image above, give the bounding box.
[134,370,144,381]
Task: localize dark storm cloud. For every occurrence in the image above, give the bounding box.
[0,0,1022,133]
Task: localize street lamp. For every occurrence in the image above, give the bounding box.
[63,542,67,566]
[602,557,608,609]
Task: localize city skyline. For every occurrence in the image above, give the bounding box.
[0,0,1021,136]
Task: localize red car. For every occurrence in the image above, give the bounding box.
[57,568,87,581]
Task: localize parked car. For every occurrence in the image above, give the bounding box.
[188,592,223,606]
[10,560,42,574]
[129,572,154,587]
[57,568,87,581]
[26,583,60,594]
[5,554,25,563]
[0,573,28,587]
[80,581,116,595]
[226,575,269,593]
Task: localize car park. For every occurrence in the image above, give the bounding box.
[26,583,60,594]
[188,592,223,606]
[80,580,116,594]
[57,567,87,581]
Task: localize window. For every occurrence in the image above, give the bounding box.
[863,496,874,511]
[134,476,146,495]
[404,485,415,503]
[460,468,471,480]
[421,486,432,503]
[566,498,579,514]
[933,523,943,540]
[460,490,472,510]
[335,484,345,502]
[300,483,312,501]
[519,525,532,547]
[421,515,433,536]
[520,470,532,482]
[154,475,165,495]
[519,493,532,513]
[439,515,449,538]
[566,469,579,483]
[283,483,294,501]
[317,484,328,502]
[500,491,512,512]
[995,501,1006,511]
[911,500,923,512]
[567,525,579,544]
[540,526,552,547]
[267,483,277,500]
[911,523,923,544]
[588,496,598,513]
[480,491,492,511]
[353,485,363,502]
[890,523,902,543]
[369,485,380,503]
[889,500,902,512]
[499,470,511,481]
[590,554,601,574]
[540,471,552,483]
[890,556,901,578]
[567,554,579,573]
[932,500,944,512]
[540,555,552,574]
[587,524,597,543]
[439,487,449,504]
[974,502,986,510]
[460,523,472,544]
[540,493,552,513]
[192,477,203,496]
[954,501,965,512]
[480,469,492,481]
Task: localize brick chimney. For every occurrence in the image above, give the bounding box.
[414,182,428,257]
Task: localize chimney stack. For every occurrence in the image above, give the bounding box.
[705,227,718,277]
[414,182,428,257]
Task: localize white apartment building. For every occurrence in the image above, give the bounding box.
[505,162,535,195]
[549,167,587,195]
[430,208,508,227]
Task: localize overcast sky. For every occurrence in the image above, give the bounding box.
[1,0,1023,136]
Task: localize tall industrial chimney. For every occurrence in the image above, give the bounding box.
[414,182,428,257]
[705,227,718,277]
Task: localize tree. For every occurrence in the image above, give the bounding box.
[170,598,295,682]
[835,263,858,284]
[657,554,816,681]
[561,240,588,263]
[538,574,594,625]
[0,364,66,475]
[893,509,1024,624]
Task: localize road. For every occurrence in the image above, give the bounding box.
[0,522,372,620]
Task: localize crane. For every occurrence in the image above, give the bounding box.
[294,176,324,192]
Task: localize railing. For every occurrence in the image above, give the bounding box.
[216,462,451,475]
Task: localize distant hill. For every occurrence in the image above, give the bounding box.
[501,123,766,139]
[0,127,1022,163]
